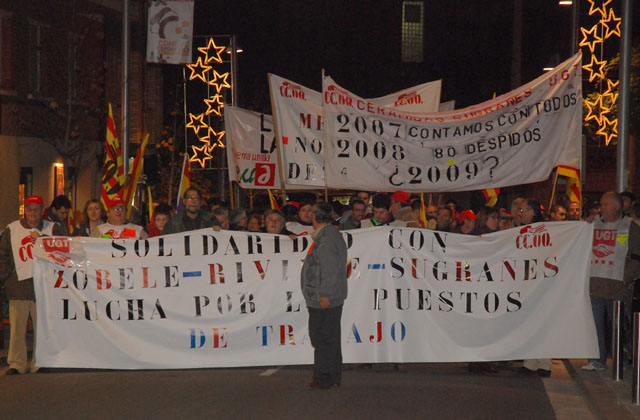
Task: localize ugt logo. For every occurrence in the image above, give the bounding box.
[43,237,70,253]
[254,163,276,187]
[592,229,616,258]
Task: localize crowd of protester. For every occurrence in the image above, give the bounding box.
[1,187,639,377]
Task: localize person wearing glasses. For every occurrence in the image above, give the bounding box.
[164,187,218,234]
[92,196,147,239]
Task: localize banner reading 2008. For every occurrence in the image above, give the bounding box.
[32,222,596,370]
[322,52,582,192]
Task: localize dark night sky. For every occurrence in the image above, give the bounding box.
[185,0,581,112]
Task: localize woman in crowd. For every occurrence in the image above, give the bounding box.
[475,206,500,234]
[147,203,172,237]
[247,213,262,232]
[72,199,105,237]
[229,208,249,231]
[264,209,296,238]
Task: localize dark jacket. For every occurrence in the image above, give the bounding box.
[0,219,66,300]
[300,224,348,309]
[164,209,217,234]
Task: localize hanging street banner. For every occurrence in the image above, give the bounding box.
[269,74,442,188]
[322,52,582,192]
[32,222,596,370]
[224,106,308,190]
[146,0,194,64]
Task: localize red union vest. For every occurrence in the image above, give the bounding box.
[8,220,54,280]
[590,216,631,281]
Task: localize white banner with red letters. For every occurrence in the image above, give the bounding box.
[268,74,442,187]
[322,52,582,192]
[146,0,194,65]
[32,222,597,370]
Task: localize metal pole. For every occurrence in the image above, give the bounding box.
[616,0,632,193]
[633,312,640,404]
[570,0,579,55]
[121,0,130,176]
[613,301,624,381]
[230,35,239,207]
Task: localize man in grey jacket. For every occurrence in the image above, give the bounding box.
[300,202,348,389]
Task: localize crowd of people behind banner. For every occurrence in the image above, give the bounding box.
[1,187,640,382]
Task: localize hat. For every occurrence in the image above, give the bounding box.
[24,195,43,207]
[109,196,126,210]
[458,209,477,223]
[391,190,410,205]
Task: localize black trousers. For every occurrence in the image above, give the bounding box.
[308,305,343,386]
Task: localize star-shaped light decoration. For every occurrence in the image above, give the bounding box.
[197,37,227,65]
[208,70,231,93]
[579,24,603,54]
[584,95,609,125]
[204,94,225,117]
[190,143,213,167]
[199,126,226,151]
[601,8,621,39]
[583,55,607,83]
[185,113,209,135]
[587,0,612,17]
[186,57,212,83]
[602,79,619,105]
[596,115,618,146]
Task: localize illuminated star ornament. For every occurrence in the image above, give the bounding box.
[602,79,619,105]
[596,115,618,146]
[583,55,606,83]
[186,57,212,83]
[587,0,612,17]
[601,8,621,39]
[579,25,603,54]
[186,113,208,135]
[204,94,225,116]
[199,126,226,151]
[197,37,227,65]
[584,95,608,125]
[209,70,231,93]
[190,143,213,167]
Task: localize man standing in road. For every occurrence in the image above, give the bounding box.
[301,202,348,390]
[0,195,65,375]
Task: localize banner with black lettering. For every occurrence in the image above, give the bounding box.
[32,222,597,370]
[268,74,442,188]
[322,52,582,192]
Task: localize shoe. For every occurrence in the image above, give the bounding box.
[5,368,21,376]
[307,380,333,390]
[581,362,606,371]
[518,367,537,376]
[537,369,551,377]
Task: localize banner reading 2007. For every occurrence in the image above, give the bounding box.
[32,222,596,370]
[322,52,582,192]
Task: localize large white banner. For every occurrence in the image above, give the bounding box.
[33,222,597,370]
[323,52,582,192]
[269,74,442,187]
[146,0,194,64]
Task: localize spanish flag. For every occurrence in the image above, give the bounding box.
[557,165,581,206]
[124,134,149,219]
[176,154,191,212]
[482,188,500,207]
[100,103,125,210]
[419,193,428,228]
[268,189,281,210]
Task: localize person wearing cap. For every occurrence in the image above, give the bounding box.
[456,209,477,234]
[0,195,66,375]
[361,194,407,228]
[91,196,148,239]
[390,191,420,228]
[164,187,218,234]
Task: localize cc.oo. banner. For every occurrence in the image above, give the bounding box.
[33,222,596,370]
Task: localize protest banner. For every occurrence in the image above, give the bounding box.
[322,52,582,192]
[146,0,194,65]
[269,74,442,188]
[33,222,596,370]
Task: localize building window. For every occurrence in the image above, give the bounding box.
[402,1,424,63]
[54,163,65,197]
[19,167,33,217]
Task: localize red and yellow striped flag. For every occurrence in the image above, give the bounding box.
[67,190,75,234]
[100,103,125,210]
[557,165,581,206]
[482,188,500,207]
[124,134,149,219]
[268,190,281,210]
[419,193,428,228]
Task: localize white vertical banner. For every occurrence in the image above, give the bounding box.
[146,0,194,64]
[269,74,443,188]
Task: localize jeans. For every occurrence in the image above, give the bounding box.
[308,305,343,386]
[590,296,614,366]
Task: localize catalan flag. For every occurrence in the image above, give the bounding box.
[67,190,75,234]
[268,189,281,210]
[100,103,125,210]
[419,193,428,228]
[556,165,581,206]
[176,154,191,212]
[482,188,500,207]
[124,134,149,219]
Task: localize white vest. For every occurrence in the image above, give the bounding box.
[97,223,144,239]
[286,221,313,236]
[590,216,631,281]
[8,220,54,280]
